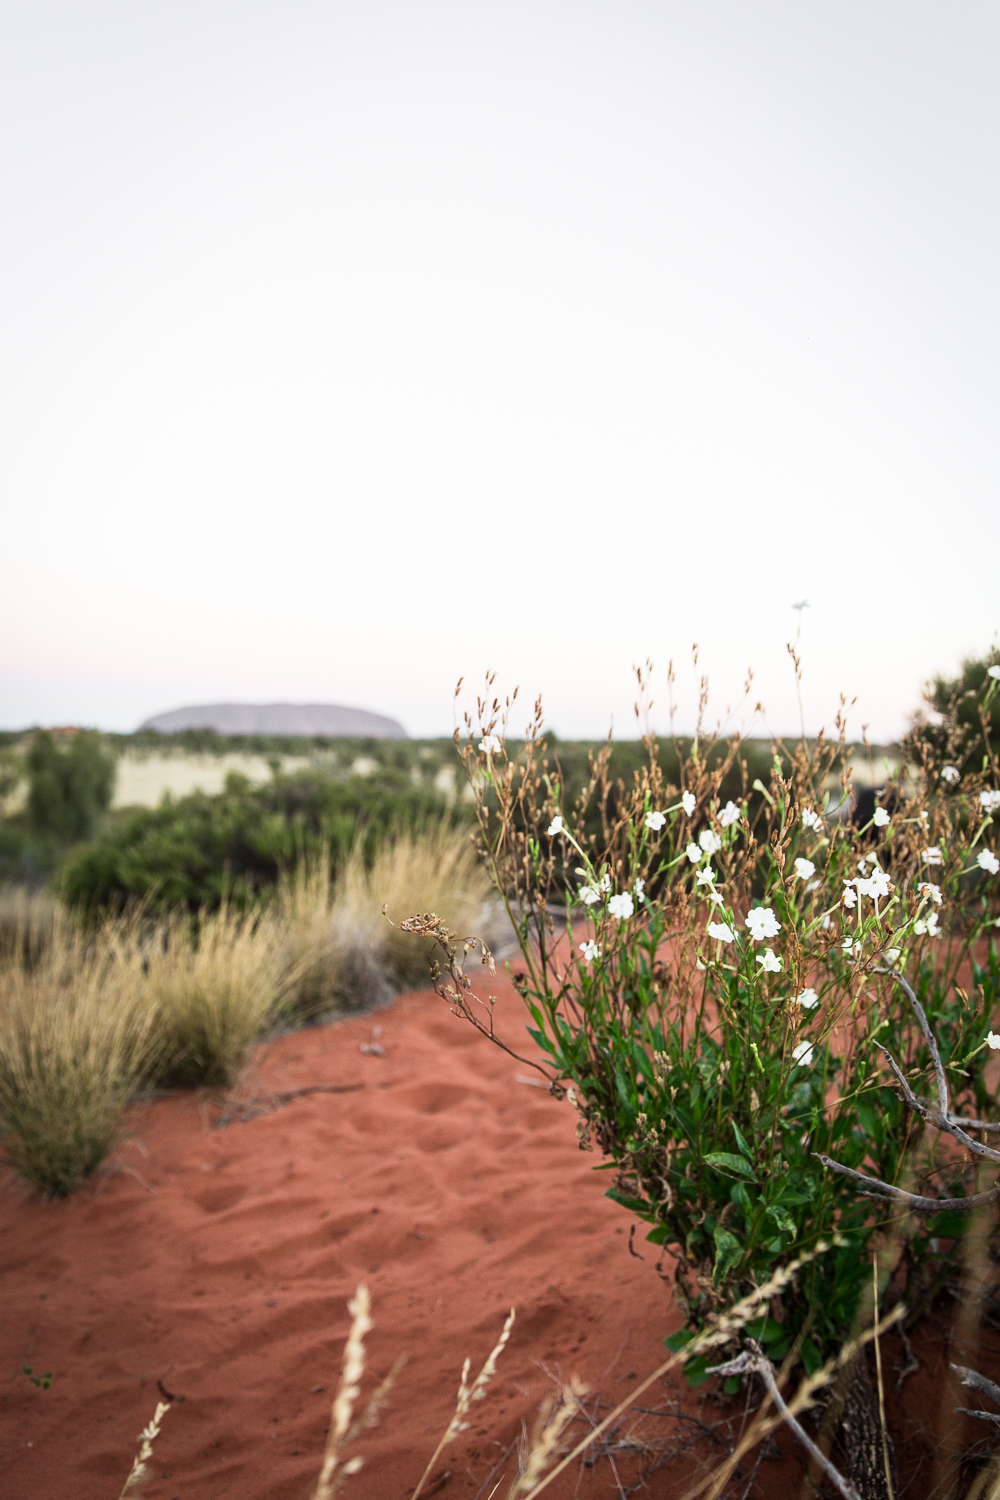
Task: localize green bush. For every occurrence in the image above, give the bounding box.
[418,663,1000,1378]
[59,766,470,914]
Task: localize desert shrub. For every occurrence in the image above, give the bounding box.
[412,663,1000,1378]
[919,645,1000,764]
[0,885,63,968]
[59,767,468,915]
[110,905,284,1089]
[0,925,158,1196]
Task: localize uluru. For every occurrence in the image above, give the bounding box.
[137,702,408,737]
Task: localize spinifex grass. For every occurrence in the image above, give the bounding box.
[0,923,158,1195]
[410,653,1000,1376]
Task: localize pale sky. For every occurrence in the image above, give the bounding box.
[2,2,997,742]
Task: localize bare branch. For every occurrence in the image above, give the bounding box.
[815,1155,1000,1214]
[707,1342,861,1500]
[952,1364,1000,1409]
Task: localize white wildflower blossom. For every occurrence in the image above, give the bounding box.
[796,988,819,1010]
[873,807,890,829]
[745,907,781,941]
[686,842,701,864]
[578,885,601,906]
[801,806,824,831]
[922,846,943,865]
[914,911,941,938]
[696,866,716,886]
[842,884,857,909]
[858,867,891,901]
[981,791,1000,814]
[794,857,816,880]
[547,815,564,836]
[942,766,960,784]
[708,890,726,906]
[608,892,635,921]
[707,921,736,944]
[478,734,503,755]
[989,665,1000,681]
[719,800,740,828]
[756,949,782,973]
[699,829,722,855]
[598,873,612,892]
[918,882,942,905]
[885,948,901,962]
[988,1030,1000,1050]
[978,850,1000,875]
[682,791,696,817]
[645,809,666,831]
[634,878,646,904]
[579,940,602,962]
[792,1040,815,1066]
[842,935,859,955]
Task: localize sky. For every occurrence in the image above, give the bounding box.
[1,2,998,743]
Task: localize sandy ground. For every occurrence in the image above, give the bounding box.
[0,973,995,1499]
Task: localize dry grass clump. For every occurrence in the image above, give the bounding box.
[0,884,64,968]
[277,827,500,1021]
[111,905,284,1089]
[0,926,158,1196]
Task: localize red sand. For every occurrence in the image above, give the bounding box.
[0,975,991,1499]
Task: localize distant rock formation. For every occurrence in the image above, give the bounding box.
[137,703,408,738]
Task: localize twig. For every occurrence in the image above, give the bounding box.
[707,1343,861,1500]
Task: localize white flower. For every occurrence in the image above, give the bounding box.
[914,911,941,938]
[598,872,612,892]
[634,878,646,904]
[685,842,701,864]
[988,1030,1000,1050]
[608,892,634,921]
[478,733,503,755]
[981,791,1000,814]
[989,665,1000,681]
[696,866,716,886]
[578,885,601,906]
[719,800,740,828]
[942,766,960,784]
[858,867,891,901]
[796,988,819,1010]
[842,935,859,955]
[699,829,722,856]
[681,791,696,817]
[756,949,782,973]
[978,850,1000,875]
[746,907,781,941]
[873,807,890,829]
[801,807,824,831]
[918,882,942,905]
[884,948,901,963]
[645,809,666,831]
[922,847,943,865]
[707,921,736,944]
[547,815,564,836]
[794,857,816,880]
[842,884,857,909]
[708,890,725,906]
[579,940,602,962]
[791,1040,815,1066]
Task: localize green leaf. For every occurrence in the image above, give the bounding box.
[745,1317,787,1346]
[684,1355,710,1388]
[723,1375,742,1395]
[605,1186,650,1214]
[765,1205,797,1236]
[712,1225,743,1286]
[800,1337,822,1375]
[665,1328,696,1352]
[732,1121,753,1157]
[703,1152,757,1181]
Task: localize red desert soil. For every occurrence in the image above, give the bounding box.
[0,973,990,1499]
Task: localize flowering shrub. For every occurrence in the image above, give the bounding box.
[429,665,1000,1376]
